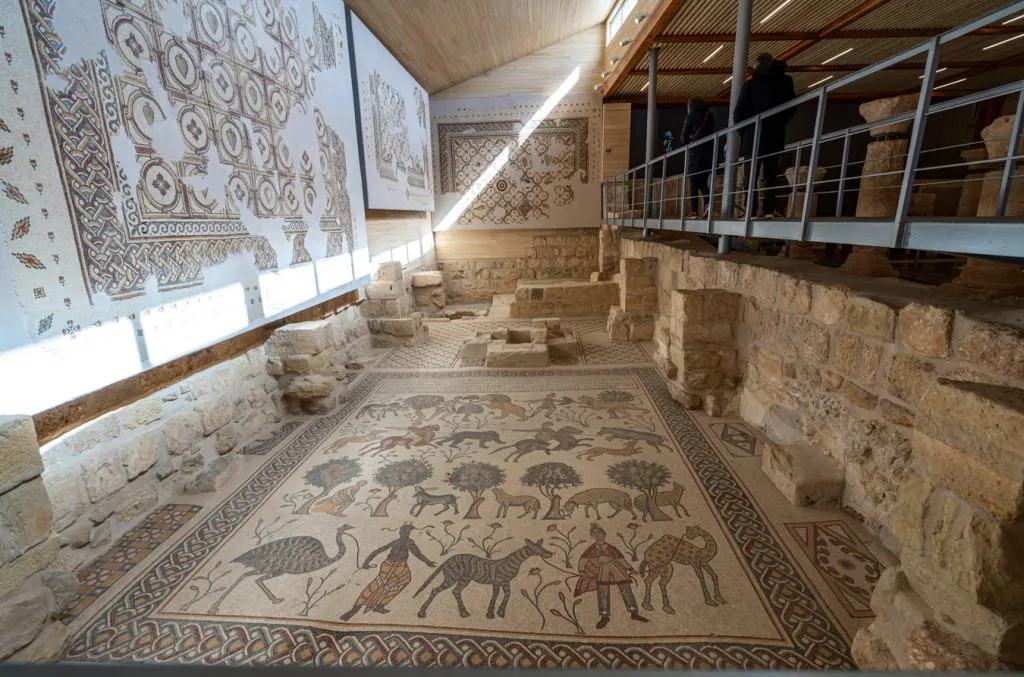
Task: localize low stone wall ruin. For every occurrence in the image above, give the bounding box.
[620,232,1024,668]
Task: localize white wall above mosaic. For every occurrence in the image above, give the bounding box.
[0,0,369,415]
[430,95,601,231]
[347,10,434,212]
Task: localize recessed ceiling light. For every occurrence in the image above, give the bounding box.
[619,38,632,47]
[611,56,621,64]
[808,75,833,88]
[723,76,733,84]
[1003,13,1024,24]
[919,67,947,79]
[703,45,725,63]
[821,47,853,65]
[601,71,610,78]
[634,13,649,24]
[934,77,967,90]
[594,83,604,90]
[760,0,793,25]
[983,33,1024,50]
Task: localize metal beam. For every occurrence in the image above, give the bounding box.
[616,88,977,106]
[628,61,987,77]
[652,26,1023,44]
[604,0,685,98]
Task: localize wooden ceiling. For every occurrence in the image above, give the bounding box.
[602,0,1024,103]
[346,0,615,94]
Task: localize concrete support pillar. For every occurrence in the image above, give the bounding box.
[719,0,751,251]
[641,47,659,237]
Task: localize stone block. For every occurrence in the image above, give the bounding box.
[913,430,1023,522]
[285,375,334,399]
[833,333,883,386]
[359,299,388,318]
[918,379,1024,486]
[162,411,203,456]
[365,280,403,300]
[485,341,549,368]
[196,394,234,435]
[62,415,119,456]
[844,380,879,410]
[749,346,785,386]
[282,351,332,375]
[460,338,489,362]
[81,452,128,503]
[905,620,1003,671]
[879,399,914,427]
[238,410,268,440]
[42,470,85,532]
[120,430,161,480]
[761,441,844,507]
[119,398,163,431]
[265,320,333,357]
[184,456,240,494]
[0,538,58,600]
[213,423,242,455]
[810,284,848,326]
[0,479,53,563]
[266,357,284,377]
[369,317,418,337]
[0,585,54,660]
[108,481,158,522]
[778,314,831,364]
[386,295,413,317]
[954,316,1024,383]
[300,394,338,415]
[373,261,403,282]
[10,620,70,662]
[778,276,811,315]
[851,627,898,670]
[897,303,953,358]
[666,380,702,409]
[531,328,548,343]
[654,353,677,380]
[410,270,443,287]
[547,337,579,362]
[0,416,43,495]
[886,353,936,406]
[844,296,897,341]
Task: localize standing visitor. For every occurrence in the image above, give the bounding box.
[682,97,716,218]
[734,54,796,218]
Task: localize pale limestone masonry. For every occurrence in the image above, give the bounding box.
[410,271,446,314]
[666,289,742,416]
[509,278,619,318]
[361,262,428,346]
[607,257,658,341]
[0,304,371,661]
[460,319,579,367]
[620,234,1024,667]
[436,230,599,303]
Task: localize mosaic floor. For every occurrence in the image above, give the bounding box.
[59,318,893,668]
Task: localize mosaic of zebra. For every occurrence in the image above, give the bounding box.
[63,367,882,667]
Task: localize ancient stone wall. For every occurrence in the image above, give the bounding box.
[0,305,369,661]
[621,235,1024,667]
[434,229,600,303]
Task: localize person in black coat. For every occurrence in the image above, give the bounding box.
[734,54,796,217]
[681,97,716,217]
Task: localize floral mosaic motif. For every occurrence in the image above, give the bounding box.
[20,0,360,301]
[436,117,589,225]
[786,520,883,619]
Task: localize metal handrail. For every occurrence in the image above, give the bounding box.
[600,0,1024,258]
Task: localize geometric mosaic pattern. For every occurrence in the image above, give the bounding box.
[707,422,763,457]
[58,503,201,624]
[62,367,857,668]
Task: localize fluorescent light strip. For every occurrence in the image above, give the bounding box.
[919,67,947,79]
[934,77,967,90]
[703,44,724,63]
[760,0,792,25]
[723,76,733,84]
[821,47,853,65]
[808,75,833,88]
[1003,13,1024,24]
[640,81,649,91]
[983,33,1024,50]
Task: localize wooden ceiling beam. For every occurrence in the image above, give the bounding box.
[629,62,987,77]
[777,0,896,62]
[653,25,1022,44]
[604,0,686,98]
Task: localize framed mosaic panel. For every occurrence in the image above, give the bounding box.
[347,9,434,212]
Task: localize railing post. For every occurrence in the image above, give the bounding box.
[600,179,606,224]
[642,162,651,235]
[836,130,851,217]
[893,37,940,247]
[997,88,1024,217]
[744,118,761,235]
[659,155,668,230]
[801,88,828,240]
[789,144,802,220]
[681,145,689,226]
[630,170,636,229]
[707,136,719,233]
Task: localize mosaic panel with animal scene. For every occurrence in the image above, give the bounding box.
[17,0,360,302]
[64,368,854,668]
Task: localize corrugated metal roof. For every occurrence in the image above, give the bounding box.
[848,0,1012,30]
[788,37,926,68]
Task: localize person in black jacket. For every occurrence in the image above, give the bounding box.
[681,97,716,218]
[734,54,796,217]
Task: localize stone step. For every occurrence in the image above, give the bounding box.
[509,278,619,318]
[761,441,844,507]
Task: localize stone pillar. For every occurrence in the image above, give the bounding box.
[597,224,621,278]
[841,246,898,278]
[409,271,445,315]
[855,94,918,218]
[784,166,827,218]
[607,257,657,341]
[361,262,428,347]
[957,148,988,217]
[667,289,741,416]
[940,257,1024,300]
[266,319,350,415]
[977,115,1024,217]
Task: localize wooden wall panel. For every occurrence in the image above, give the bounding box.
[365,211,435,271]
[602,102,632,178]
[435,228,597,260]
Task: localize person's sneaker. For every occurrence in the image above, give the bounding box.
[764,211,783,219]
[686,212,698,219]
[701,205,711,218]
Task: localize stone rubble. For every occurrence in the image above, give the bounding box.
[360,263,429,346]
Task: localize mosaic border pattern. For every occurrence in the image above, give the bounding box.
[63,368,852,668]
